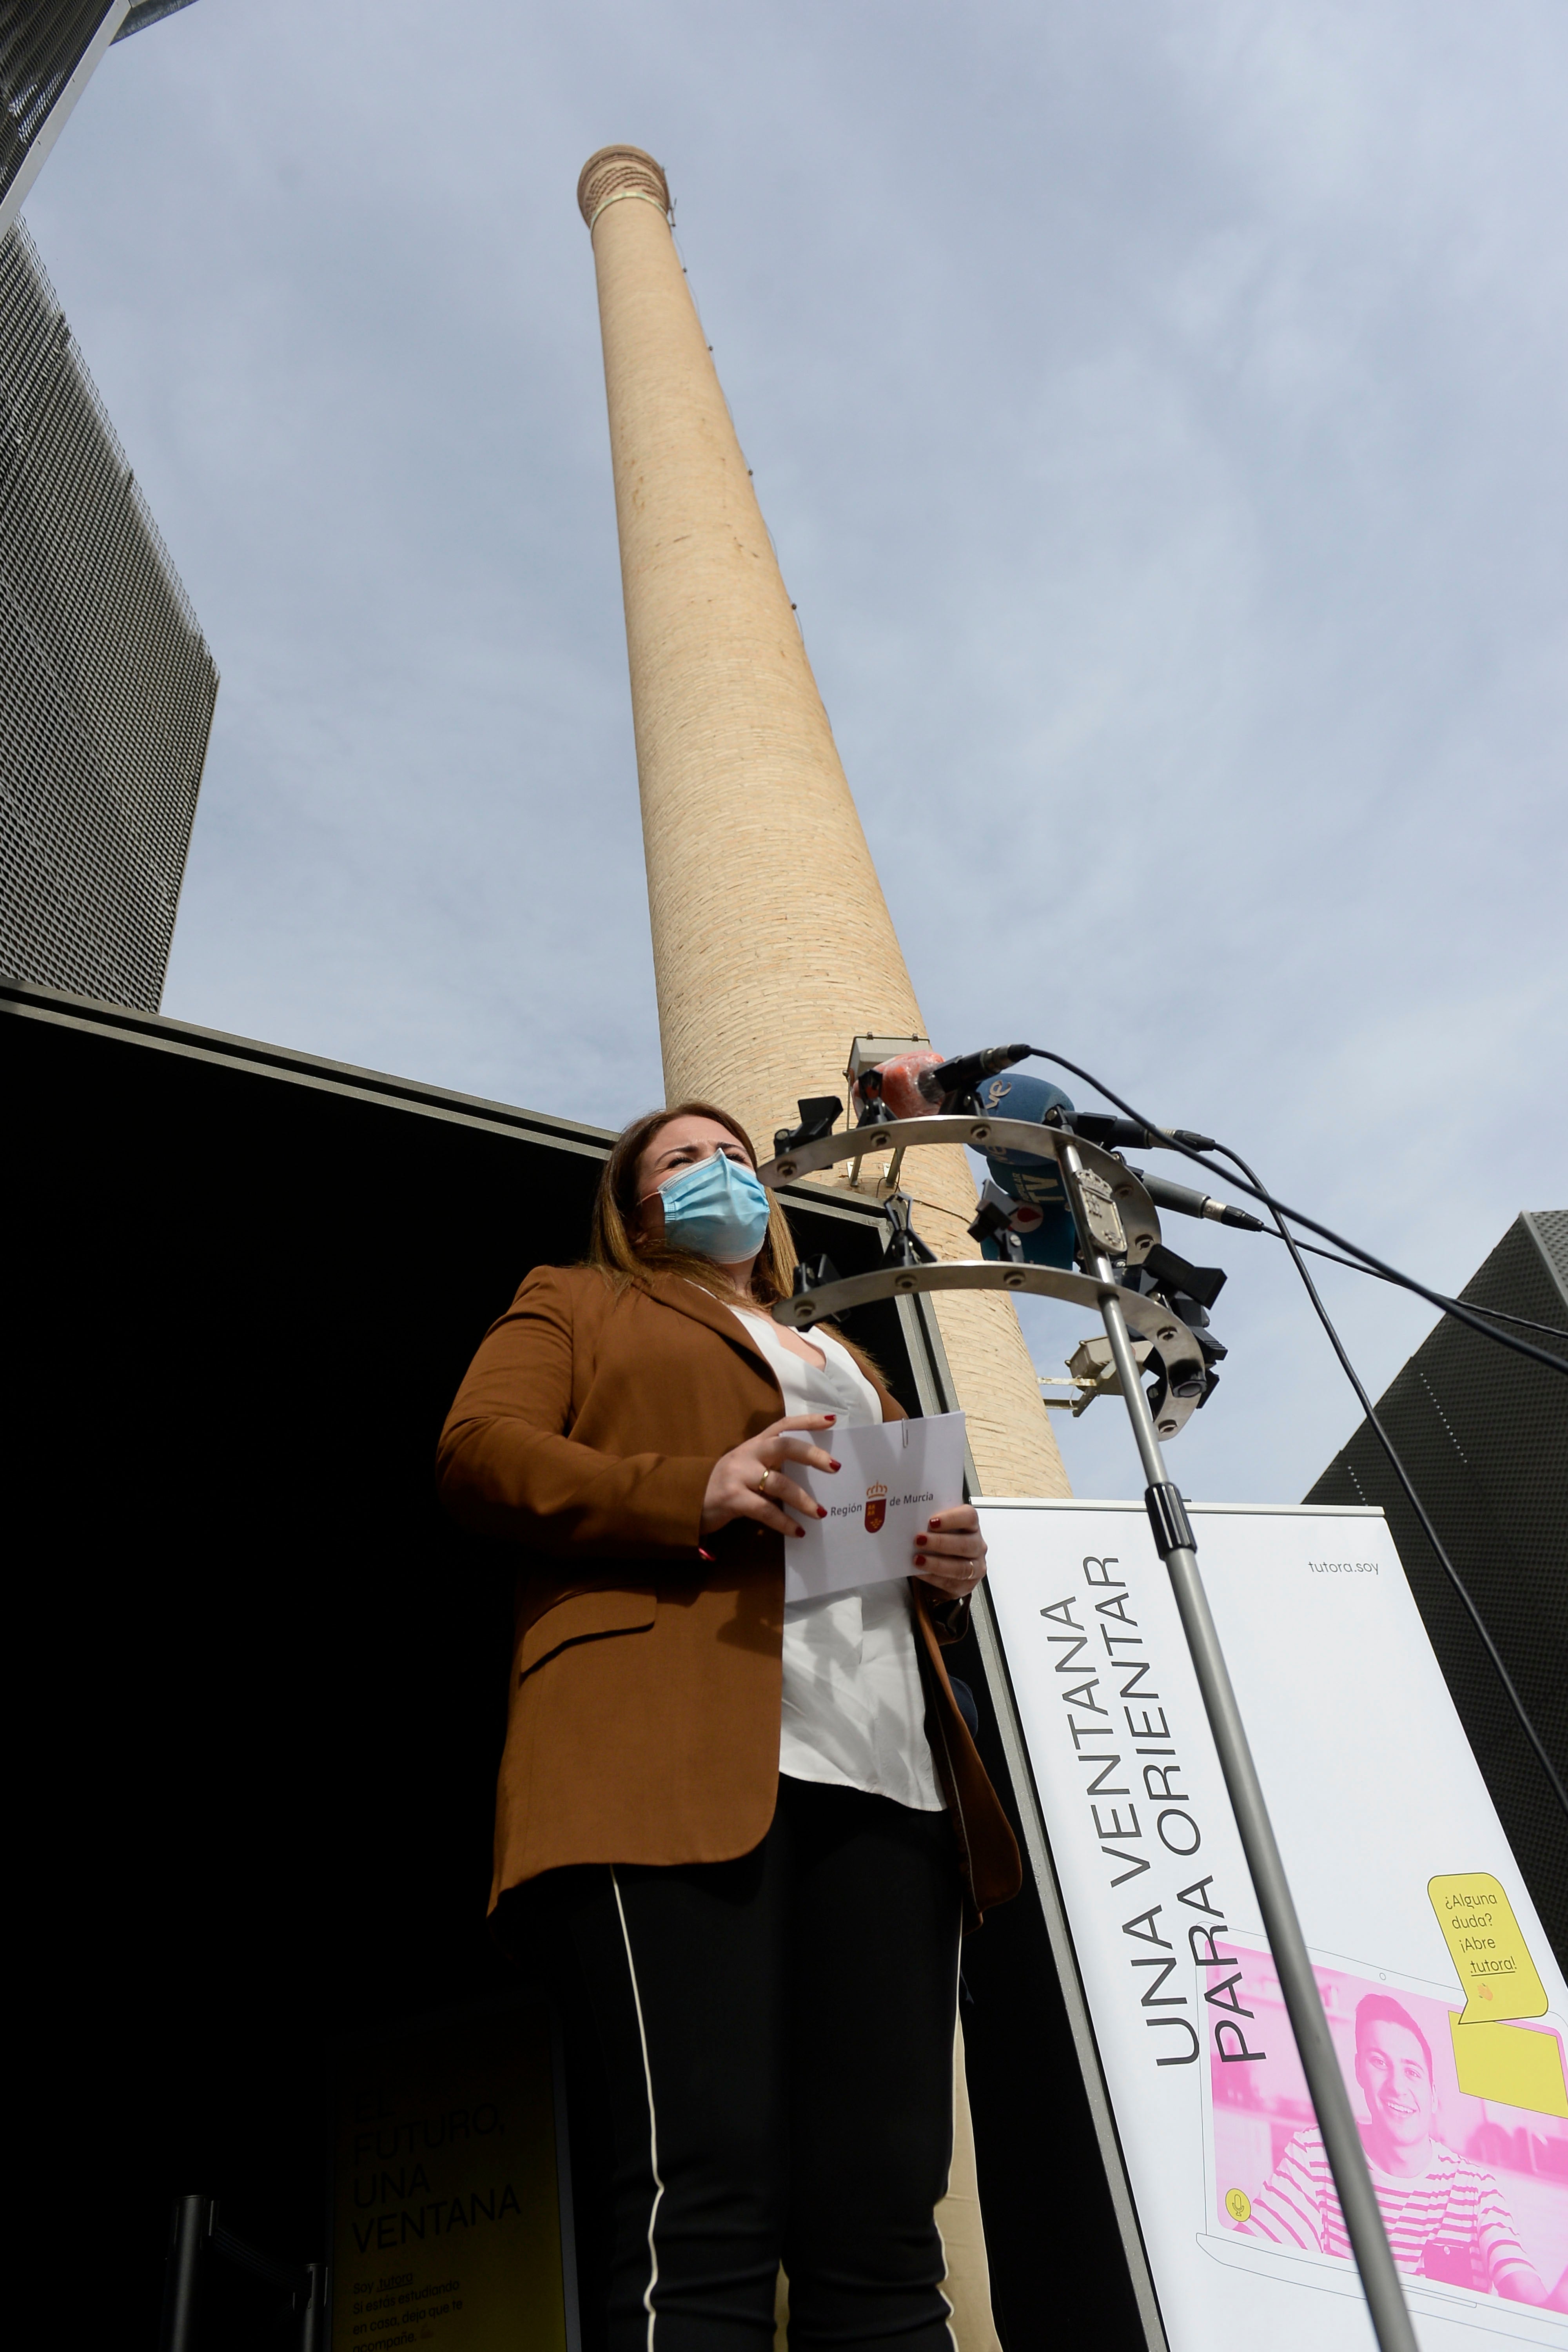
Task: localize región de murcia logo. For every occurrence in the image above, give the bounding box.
[864,1482,888,1534]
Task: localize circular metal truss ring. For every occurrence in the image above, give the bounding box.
[774,1258,1207,1440]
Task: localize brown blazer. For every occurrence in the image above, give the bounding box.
[436,1263,1021,1923]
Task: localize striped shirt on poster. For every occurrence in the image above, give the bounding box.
[1245,2130,1526,2293]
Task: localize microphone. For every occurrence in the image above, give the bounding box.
[1129,1168,1265,1232]
[918,1043,1220,1155]
[1072,1112,1158,1152]
[1074,1116,1220,1154]
[918,1043,1033,1107]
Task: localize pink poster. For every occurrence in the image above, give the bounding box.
[1209,1940,1568,2314]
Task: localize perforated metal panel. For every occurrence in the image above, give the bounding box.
[1,219,216,1009]
[0,1,118,209]
[1307,1212,1568,1951]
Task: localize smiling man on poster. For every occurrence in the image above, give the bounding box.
[1245,1994,1566,2308]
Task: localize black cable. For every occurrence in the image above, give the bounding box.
[1004,1040,1565,1807]
[1129,1165,1567,1334]
[1013,1043,1564,1815]
[1025,1049,1568,1381]
[1210,1140,1568,1826]
[1259,1232,1568,1342]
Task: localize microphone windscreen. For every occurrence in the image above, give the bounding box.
[853,1049,946,1121]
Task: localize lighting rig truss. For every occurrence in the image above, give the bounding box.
[766,1110,1214,1438]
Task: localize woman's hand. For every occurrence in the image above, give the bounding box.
[701,1414,840,1538]
[912,1506,987,1599]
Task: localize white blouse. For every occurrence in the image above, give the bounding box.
[728,1308,944,1814]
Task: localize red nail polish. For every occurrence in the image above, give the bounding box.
[818,1506,827,1518]
[928,1517,942,1530]
[828,1459,841,1471]
[823,1414,836,1424]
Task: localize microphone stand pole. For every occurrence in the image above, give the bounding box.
[1058,1140,1419,2352]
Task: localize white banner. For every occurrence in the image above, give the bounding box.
[982,1499,1568,2352]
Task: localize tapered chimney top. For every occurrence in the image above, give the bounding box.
[577,147,671,232]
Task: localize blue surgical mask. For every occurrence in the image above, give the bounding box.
[653,1151,773,1262]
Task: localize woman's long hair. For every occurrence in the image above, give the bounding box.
[588,1101,800,1306]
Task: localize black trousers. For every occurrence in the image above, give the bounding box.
[509,1777,964,2351]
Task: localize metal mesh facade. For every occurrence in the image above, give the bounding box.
[1,218,216,1009]
[0,2,118,209]
[1306,1212,1568,1951]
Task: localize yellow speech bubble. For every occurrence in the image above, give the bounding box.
[1428,1872,1547,2023]
[1450,2016,1568,2118]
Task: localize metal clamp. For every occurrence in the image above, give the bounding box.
[1143,1480,1194,1559]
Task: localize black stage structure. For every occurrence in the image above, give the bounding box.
[1307,1211,1568,1956]
[5,975,1154,2352]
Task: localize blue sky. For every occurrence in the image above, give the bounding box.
[25,0,1566,1502]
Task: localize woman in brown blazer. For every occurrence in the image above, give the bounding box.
[438,1101,1020,2352]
